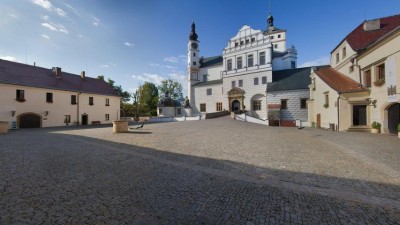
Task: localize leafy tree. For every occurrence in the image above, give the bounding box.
[139,82,159,116]
[158,79,183,99]
[99,76,131,102]
[132,87,141,120]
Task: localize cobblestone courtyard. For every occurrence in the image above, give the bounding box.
[1,116,400,224]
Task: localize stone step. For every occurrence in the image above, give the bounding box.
[347,126,372,133]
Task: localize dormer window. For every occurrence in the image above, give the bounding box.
[336,53,339,63]
[251,38,255,42]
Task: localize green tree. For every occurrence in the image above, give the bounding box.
[139,82,159,116]
[99,76,131,102]
[158,79,183,99]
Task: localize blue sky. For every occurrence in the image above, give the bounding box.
[1,0,399,99]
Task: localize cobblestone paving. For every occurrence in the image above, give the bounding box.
[1,116,399,224]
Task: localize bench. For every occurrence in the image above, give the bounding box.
[91,121,101,125]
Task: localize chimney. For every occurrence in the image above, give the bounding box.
[52,67,62,78]
[363,19,380,31]
[80,71,85,79]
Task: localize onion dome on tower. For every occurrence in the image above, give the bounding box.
[189,21,198,41]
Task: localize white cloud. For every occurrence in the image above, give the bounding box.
[65,4,80,16]
[100,64,109,68]
[165,65,176,69]
[164,56,180,63]
[169,73,186,81]
[299,56,330,67]
[41,34,50,39]
[56,8,66,17]
[40,15,50,21]
[31,0,53,10]
[41,22,57,31]
[124,42,135,47]
[149,63,160,67]
[41,22,68,34]
[0,56,17,61]
[8,13,17,18]
[132,73,165,85]
[92,16,100,26]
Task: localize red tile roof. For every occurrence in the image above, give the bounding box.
[0,59,119,97]
[345,14,400,52]
[314,66,367,93]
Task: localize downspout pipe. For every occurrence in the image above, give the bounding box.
[337,93,340,131]
[77,92,81,125]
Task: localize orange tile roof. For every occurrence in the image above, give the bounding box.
[314,67,368,93]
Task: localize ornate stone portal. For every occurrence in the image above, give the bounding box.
[228,88,245,111]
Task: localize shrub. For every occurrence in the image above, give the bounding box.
[371,121,381,129]
[397,123,400,132]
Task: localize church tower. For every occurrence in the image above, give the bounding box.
[187,21,200,106]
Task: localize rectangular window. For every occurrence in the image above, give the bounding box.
[238,80,243,87]
[349,66,354,73]
[376,64,385,80]
[64,115,71,124]
[336,53,339,63]
[193,62,196,66]
[254,77,259,85]
[278,34,281,38]
[207,88,212,96]
[235,42,238,47]
[274,44,278,49]
[253,100,261,111]
[105,114,110,121]
[259,52,265,65]
[216,102,222,112]
[71,95,77,105]
[281,99,287,109]
[251,37,255,42]
[291,61,296,69]
[237,57,242,69]
[261,76,267,84]
[16,89,25,101]
[270,36,274,39]
[364,70,371,87]
[231,80,236,88]
[177,108,181,114]
[203,74,207,82]
[89,97,94,106]
[324,93,329,108]
[248,54,254,67]
[200,103,206,112]
[227,59,232,71]
[342,47,346,58]
[46,92,53,103]
[105,98,110,106]
[300,98,307,109]
[245,39,249,44]
[240,41,244,45]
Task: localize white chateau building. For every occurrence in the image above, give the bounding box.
[187,14,298,119]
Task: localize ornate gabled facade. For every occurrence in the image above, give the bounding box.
[187,13,298,120]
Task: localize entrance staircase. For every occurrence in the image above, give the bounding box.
[347,126,372,133]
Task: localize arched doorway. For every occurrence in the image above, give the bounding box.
[232,100,240,111]
[18,113,41,128]
[228,87,245,112]
[387,103,400,134]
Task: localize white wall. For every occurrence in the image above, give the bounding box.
[267,89,309,121]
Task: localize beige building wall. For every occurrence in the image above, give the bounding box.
[356,31,400,133]
[0,83,120,129]
[309,71,339,129]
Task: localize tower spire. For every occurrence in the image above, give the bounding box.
[189,21,198,41]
